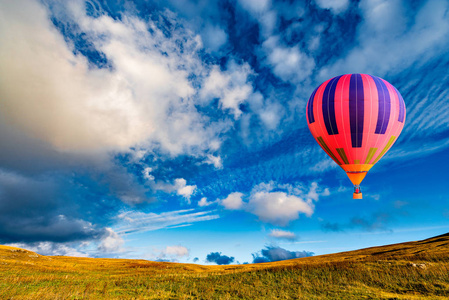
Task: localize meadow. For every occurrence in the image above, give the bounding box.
[1,233,448,299]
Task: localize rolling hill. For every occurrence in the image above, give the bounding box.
[1,233,448,299]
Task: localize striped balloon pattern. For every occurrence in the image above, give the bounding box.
[306,74,406,199]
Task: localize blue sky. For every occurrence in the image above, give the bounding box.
[0,0,448,264]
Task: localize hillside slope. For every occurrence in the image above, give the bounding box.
[1,233,448,299]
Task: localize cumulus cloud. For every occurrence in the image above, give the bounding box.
[218,182,329,226]
[217,182,329,226]
[246,182,324,226]
[268,229,298,241]
[0,0,153,151]
[98,228,124,253]
[0,0,238,157]
[248,190,312,226]
[206,252,235,265]
[115,209,220,235]
[220,192,244,210]
[142,167,155,181]
[252,246,314,263]
[174,178,197,203]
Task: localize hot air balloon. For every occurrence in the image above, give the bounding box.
[306,74,406,199]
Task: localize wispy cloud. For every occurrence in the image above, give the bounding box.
[115,209,220,235]
[318,0,449,79]
[268,229,298,241]
[313,0,449,160]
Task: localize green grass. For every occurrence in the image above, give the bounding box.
[1,233,448,299]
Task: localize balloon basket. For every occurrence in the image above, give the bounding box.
[353,192,363,199]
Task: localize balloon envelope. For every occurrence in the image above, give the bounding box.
[306,74,406,199]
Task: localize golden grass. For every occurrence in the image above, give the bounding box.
[1,233,448,299]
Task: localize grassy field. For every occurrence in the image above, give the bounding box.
[1,233,448,299]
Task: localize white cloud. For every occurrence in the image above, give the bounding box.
[142,167,155,181]
[174,178,197,203]
[98,228,124,253]
[162,245,189,258]
[315,0,349,14]
[307,181,330,201]
[218,182,329,226]
[262,36,315,83]
[115,209,219,235]
[248,190,313,226]
[7,242,89,257]
[220,192,244,210]
[198,197,216,207]
[200,61,254,118]
[0,0,235,157]
[268,229,298,241]
[0,0,153,151]
[205,154,223,169]
[141,174,197,203]
[146,245,190,262]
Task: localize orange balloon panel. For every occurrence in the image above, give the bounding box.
[306,74,406,198]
